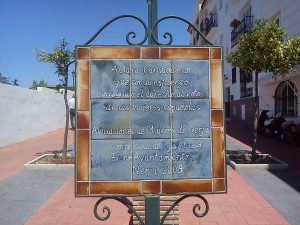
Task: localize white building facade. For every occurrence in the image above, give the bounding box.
[189,0,300,127]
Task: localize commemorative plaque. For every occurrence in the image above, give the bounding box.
[75,46,226,196]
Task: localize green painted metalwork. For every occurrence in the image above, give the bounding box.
[94,197,145,225]
[84,14,148,46]
[84,1,213,46]
[93,194,209,224]
[152,15,214,45]
[160,195,209,225]
[147,0,158,45]
[145,195,160,225]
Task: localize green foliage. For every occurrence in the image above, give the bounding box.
[226,18,300,78]
[30,79,48,90]
[35,39,75,163]
[0,73,19,86]
[226,18,300,159]
[35,39,74,79]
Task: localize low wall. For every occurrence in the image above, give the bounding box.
[0,83,74,148]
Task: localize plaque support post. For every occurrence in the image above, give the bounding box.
[145,195,160,225]
[147,0,158,45]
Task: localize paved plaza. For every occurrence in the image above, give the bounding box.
[0,123,300,225]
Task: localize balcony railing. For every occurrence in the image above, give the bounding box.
[206,14,218,34]
[231,16,254,47]
[200,20,206,34]
[192,14,217,45]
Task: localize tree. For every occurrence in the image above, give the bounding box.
[30,79,48,90]
[0,73,19,86]
[35,39,75,162]
[226,18,300,161]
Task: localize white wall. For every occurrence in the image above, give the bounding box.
[191,0,300,124]
[0,83,74,148]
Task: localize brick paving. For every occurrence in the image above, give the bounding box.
[0,128,74,181]
[226,122,300,176]
[1,123,299,224]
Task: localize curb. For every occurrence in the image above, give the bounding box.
[226,154,289,171]
[24,154,74,171]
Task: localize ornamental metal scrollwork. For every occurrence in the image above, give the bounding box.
[84,15,148,46]
[93,195,209,225]
[84,14,213,46]
[160,195,209,225]
[93,197,144,225]
[152,15,213,46]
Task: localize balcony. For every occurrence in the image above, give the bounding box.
[200,14,218,36]
[231,16,254,47]
[200,20,207,35]
[195,14,217,44]
[206,13,218,34]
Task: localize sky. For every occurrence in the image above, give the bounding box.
[0,0,195,88]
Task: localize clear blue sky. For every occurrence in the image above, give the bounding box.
[0,0,195,88]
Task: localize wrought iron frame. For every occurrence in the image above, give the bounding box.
[84,6,213,45]
[83,1,213,224]
[94,195,209,225]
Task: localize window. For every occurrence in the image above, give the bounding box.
[240,69,253,98]
[240,69,252,83]
[232,67,236,83]
[275,81,298,117]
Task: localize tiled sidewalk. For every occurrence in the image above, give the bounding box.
[24,169,290,225]
[181,168,289,225]
[24,176,133,225]
[0,126,294,225]
[0,128,74,181]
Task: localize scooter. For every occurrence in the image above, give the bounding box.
[271,113,286,137]
[258,111,286,137]
[281,120,299,145]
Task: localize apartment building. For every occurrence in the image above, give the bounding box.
[189,0,300,127]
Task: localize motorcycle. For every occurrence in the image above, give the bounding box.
[281,120,299,145]
[258,110,299,145]
[258,111,286,137]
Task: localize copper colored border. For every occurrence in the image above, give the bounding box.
[91,46,140,59]
[76,60,90,111]
[162,180,212,194]
[142,181,161,194]
[75,46,226,196]
[212,128,225,178]
[77,182,89,195]
[210,60,223,109]
[77,130,90,181]
[77,47,89,59]
[161,47,209,60]
[77,111,89,129]
[91,182,142,195]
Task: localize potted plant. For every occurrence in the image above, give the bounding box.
[230,18,240,28]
